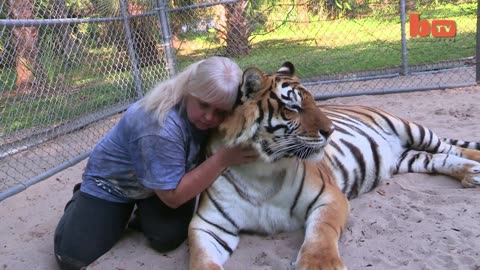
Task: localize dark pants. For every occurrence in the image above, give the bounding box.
[54,189,195,270]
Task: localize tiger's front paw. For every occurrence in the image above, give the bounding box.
[295,253,347,270]
[190,261,223,270]
[461,164,480,188]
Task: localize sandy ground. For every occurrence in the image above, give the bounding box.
[1,86,480,270]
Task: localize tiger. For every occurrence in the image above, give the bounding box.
[187,62,480,270]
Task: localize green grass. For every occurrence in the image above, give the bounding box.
[176,2,476,77]
[1,2,476,134]
[0,80,133,134]
[0,68,16,92]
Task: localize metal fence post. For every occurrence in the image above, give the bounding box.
[400,0,408,76]
[156,0,177,77]
[119,0,144,98]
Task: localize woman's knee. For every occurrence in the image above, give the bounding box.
[146,230,188,253]
[54,222,90,270]
[54,251,89,270]
[53,191,133,269]
[54,201,89,270]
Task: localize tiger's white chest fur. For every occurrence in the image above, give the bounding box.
[208,159,308,234]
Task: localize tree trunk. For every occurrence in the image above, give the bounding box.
[225,0,250,57]
[52,0,77,60]
[406,0,416,12]
[215,5,227,44]
[9,0,39,93]
[128,3,161,68]
[296,0,310,30]
[131,19,162,67]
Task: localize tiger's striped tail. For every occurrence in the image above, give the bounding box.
[395,122,480,187]
[441,138,480,150]
[400,121,480,162]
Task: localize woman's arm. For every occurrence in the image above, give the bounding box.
[155,145,257,208]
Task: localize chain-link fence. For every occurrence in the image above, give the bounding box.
[0,0,478,201]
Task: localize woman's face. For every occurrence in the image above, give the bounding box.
[185,95,229,130]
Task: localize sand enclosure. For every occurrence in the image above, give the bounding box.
[1,86,479,270]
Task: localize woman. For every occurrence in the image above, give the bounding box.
[54,56,257,270]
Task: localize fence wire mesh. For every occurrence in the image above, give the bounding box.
[0,0,478,200]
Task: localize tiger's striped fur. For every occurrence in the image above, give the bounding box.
[188,63,480,270]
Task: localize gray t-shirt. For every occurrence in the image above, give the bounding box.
[80,101,208,203]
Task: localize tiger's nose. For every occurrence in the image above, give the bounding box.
[319,125,335,139]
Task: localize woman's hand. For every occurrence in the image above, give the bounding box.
[157,144,259,208]
[215,145,259,167]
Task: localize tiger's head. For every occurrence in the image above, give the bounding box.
[218,62,335,162]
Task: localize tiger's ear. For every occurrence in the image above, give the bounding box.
[277,61,296,77]
[239,67,265,102]
[222,67,263,144]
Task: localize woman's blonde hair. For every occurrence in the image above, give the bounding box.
[140,56,242,125]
